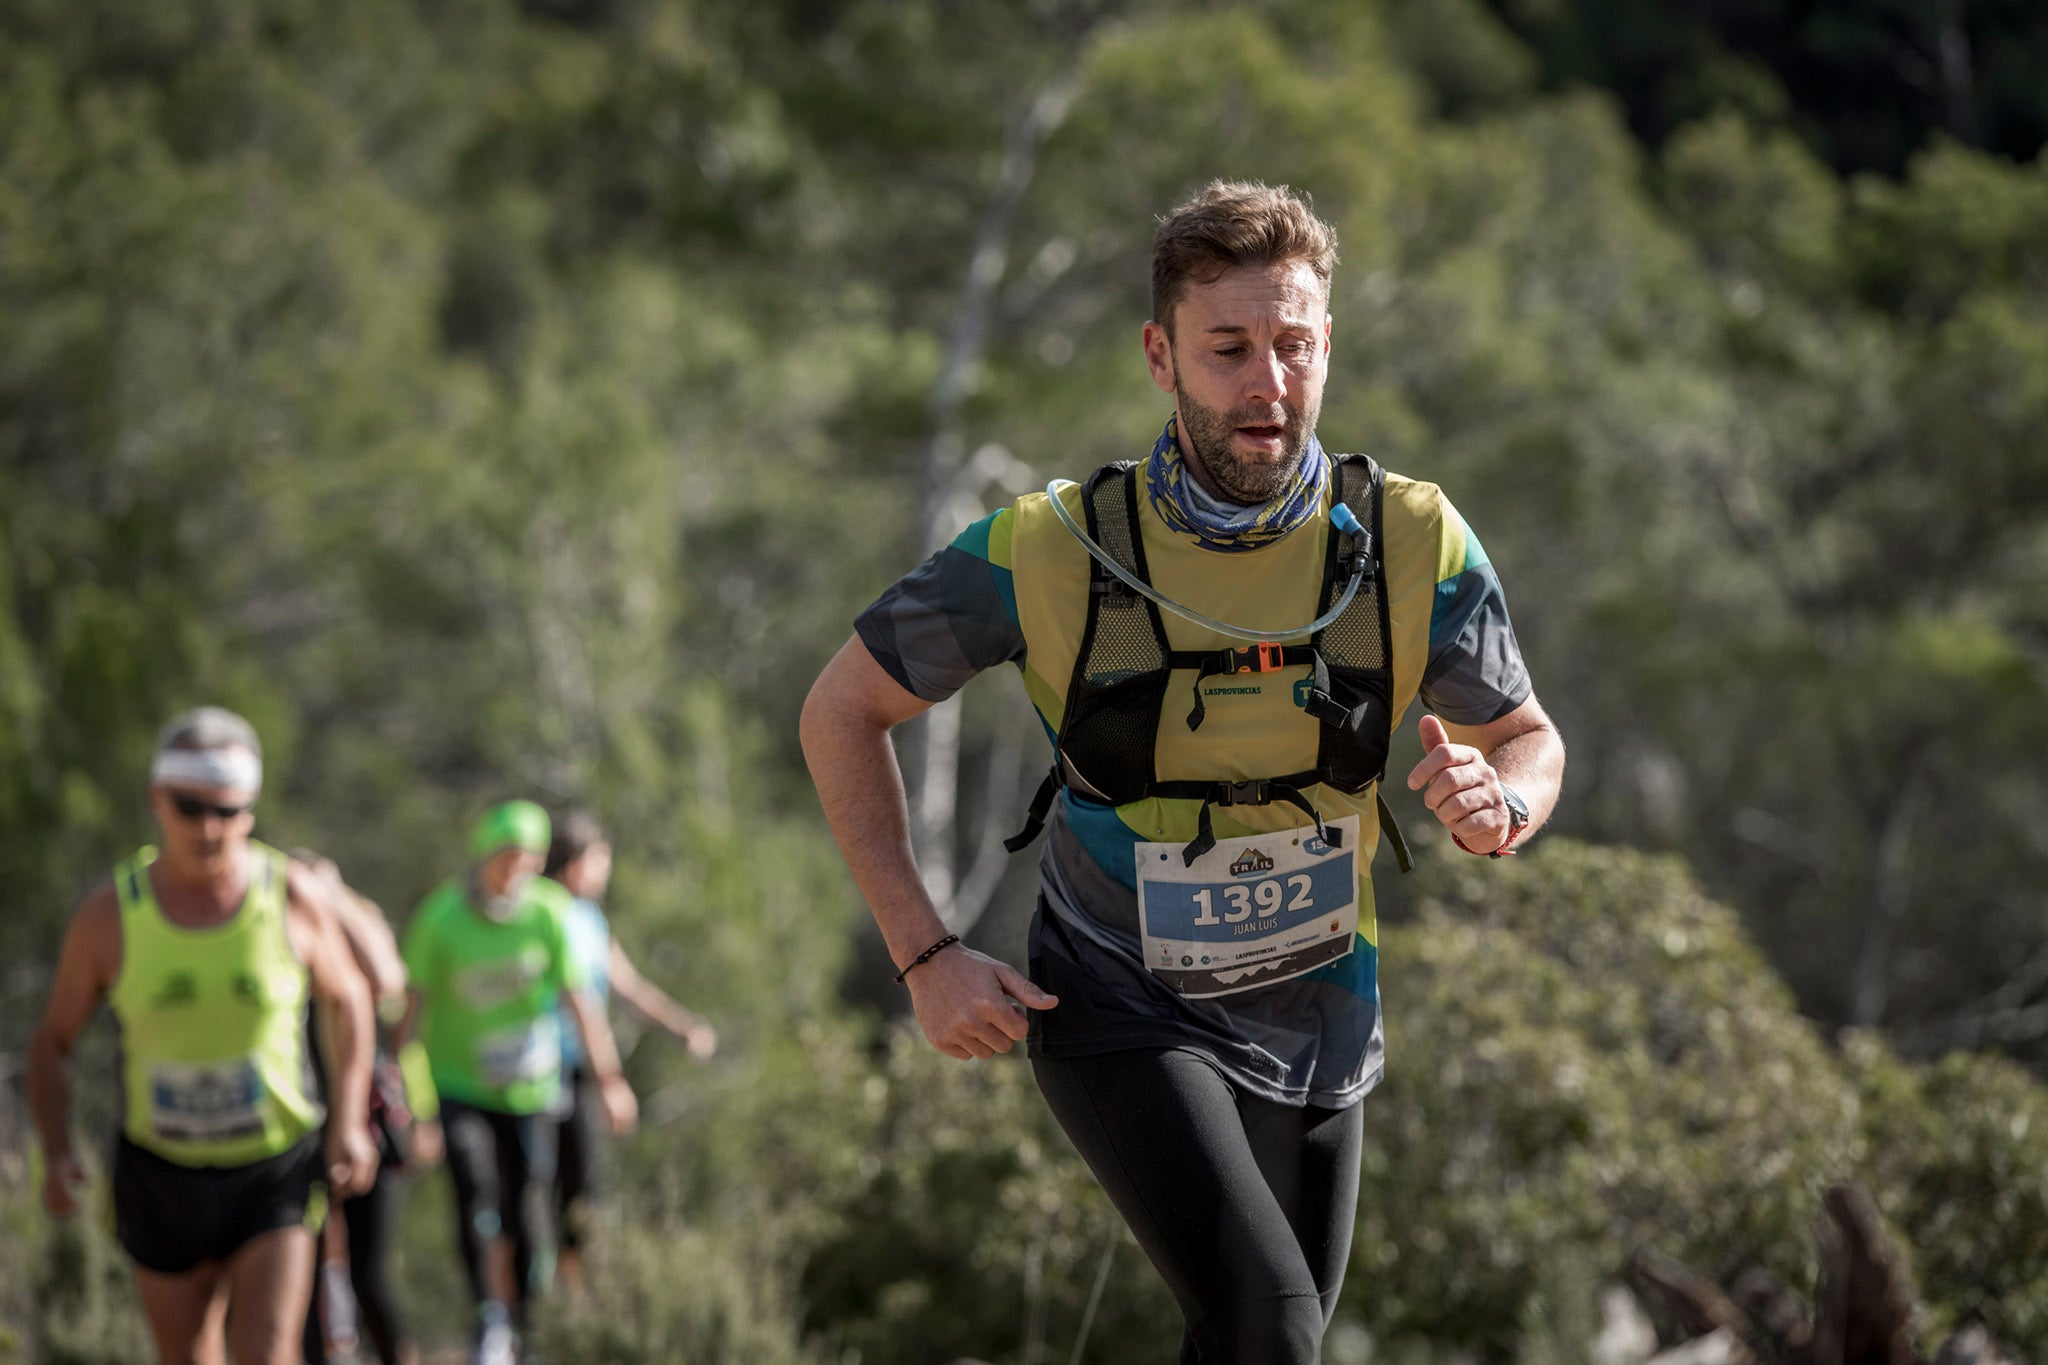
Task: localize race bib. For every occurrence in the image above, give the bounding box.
[475,1021,557,1088]
[1137,815,1358,999]
[148,1058,266,1142]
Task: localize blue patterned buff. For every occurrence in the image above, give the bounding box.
[1143,416,1330,553]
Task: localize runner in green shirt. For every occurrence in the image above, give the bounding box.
[397,800,634,1365]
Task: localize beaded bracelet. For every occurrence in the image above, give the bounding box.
[893,933,961,984]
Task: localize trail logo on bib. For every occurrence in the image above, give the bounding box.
[1228,848,1275,876]
[1137,815,1359,999]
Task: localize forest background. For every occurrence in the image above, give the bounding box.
[4,0,2048,1360]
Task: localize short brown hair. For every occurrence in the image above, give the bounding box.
[1151,180,1339,340]
[544,810,607,879]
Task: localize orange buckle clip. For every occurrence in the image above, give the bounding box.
[1230,644,1285,674]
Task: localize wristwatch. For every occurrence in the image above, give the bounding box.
[1491,785,1530,858]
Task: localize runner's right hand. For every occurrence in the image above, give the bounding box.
[42,1151,87,1217]
[682,1021,718,1061]
[905,945,1058,1060]
[327,1124,380,1199]
[410,1118,444,1168]
[600,1073,639,1136]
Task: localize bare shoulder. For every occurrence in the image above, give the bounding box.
[282,857,345,958]
[283,856,341,918]
[70,879,122,960]
[286,856,393,924]
[42,880,122,1008]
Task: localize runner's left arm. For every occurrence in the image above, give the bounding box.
[288,864,380,1196]
[564,990,638,1134]
[299,856,407,1004]
[1404,491,1565,854]
[1408,699,1565,855]
[606,939,716,1058]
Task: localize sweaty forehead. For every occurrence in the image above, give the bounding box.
[1178,261,1329,333]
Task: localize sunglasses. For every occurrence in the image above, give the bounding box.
[169,792,255,821]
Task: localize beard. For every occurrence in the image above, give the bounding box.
[1174,384,1319,506]
[473,871,531,921]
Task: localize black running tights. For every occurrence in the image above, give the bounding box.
[441,1100,558,1317]
[303,1171,408,1365]
[1032,1048,1363,1365]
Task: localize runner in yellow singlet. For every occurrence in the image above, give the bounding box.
[26,707,380,1365]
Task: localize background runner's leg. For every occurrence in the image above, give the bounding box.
[224,1224,318,1365]
[1033,1049,1327,1365]
[303,1212,353,1364]
[133,1262,230,1365]
[345,1173,411,1365]
[494,1110,559,1314]
[554,1064,602,1294]
[301,1265,325,1365]
[441,1102,506,1310]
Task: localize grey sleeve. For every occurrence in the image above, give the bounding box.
[854,543,1025,703]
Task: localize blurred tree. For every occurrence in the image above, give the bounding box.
[5,2,2048,1358]
[1471,0,2048,175]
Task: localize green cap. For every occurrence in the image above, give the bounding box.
[470,800,551,860]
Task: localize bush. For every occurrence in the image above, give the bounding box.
[528,1215,824,1365]
[0,1147,152,1365]
[792,1029,1180,1365]
[1847,1034,2048,1356]
[1355,839,1865,1357]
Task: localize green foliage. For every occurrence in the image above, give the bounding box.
[1470,0,2048,175]
[530,1219,824,1365]
[1847,1036,2048,1357]
[1358,841,1863,1356]
[6,0,2048,1359]
[0,1149,151,1365]
[791,1032,1180,1365]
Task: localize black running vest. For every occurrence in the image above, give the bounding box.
[1008,455,1411,870]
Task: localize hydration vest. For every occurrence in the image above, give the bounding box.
[1007,454,1412,870]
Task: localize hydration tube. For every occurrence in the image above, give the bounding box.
[1044,479,1370,644]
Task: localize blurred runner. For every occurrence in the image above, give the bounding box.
[397,801,634,1365]
[26,707,379,1365]
[297,854,434,1365]
[540,812,717,1293]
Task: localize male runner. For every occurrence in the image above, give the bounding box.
[398,800,635,1365]
[801,181,1565,1363]
[26,707,380,1365]
[541,811,716,1294]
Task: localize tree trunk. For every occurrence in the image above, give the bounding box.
[906,67,1084,932]
[1850,772,1926,1028]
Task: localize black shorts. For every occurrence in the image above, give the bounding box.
[113,1133,323,1275]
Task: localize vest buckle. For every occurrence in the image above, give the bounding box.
[1216,779,1269,807]
[1228,643,1286,674]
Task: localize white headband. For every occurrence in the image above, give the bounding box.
[151,747,263,795]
